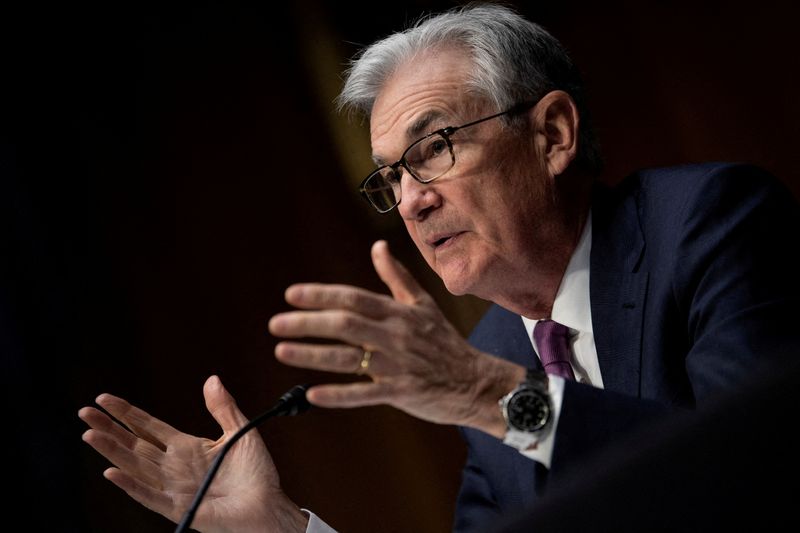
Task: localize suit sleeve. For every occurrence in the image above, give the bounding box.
[454,305,543,531]
[452,427,502,533]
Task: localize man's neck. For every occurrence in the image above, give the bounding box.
[490,174,592,318]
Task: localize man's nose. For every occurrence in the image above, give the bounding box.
[397,171,442,220]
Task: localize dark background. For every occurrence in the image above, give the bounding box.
[2,1,798,531]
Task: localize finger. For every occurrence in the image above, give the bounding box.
[103,467,182,523]
[269,310,384,347]
[371,240,430,305]
[82,428,164,489]
[306,381,392,408]
[79,406,165,463]
[95,393,180,450]
[275,342,366,374]
[79,406,139,448]
[283,283,394,318]
[203,375,249,435]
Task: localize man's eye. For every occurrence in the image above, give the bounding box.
[429,139,448,156]
[421,138,448,160]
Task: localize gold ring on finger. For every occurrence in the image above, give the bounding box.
[356,350,372,375]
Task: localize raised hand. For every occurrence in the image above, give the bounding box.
[269,240,525,438]
[78,376,308,533]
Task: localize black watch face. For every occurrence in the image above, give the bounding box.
[508,389,550,432]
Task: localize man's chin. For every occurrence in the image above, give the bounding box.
[439,270,476,297]
[431,254,483,297]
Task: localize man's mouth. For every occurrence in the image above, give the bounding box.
[430,231,464,250]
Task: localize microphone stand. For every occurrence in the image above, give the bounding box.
[174,384,311,533]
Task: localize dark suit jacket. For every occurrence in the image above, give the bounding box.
[454,162,800,532]
[491,356,800,533]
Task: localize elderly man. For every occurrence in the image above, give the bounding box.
[79,4,800,533]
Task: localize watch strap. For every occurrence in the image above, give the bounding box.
[525,368,549,390]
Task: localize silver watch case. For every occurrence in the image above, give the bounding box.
[499,371,551,450]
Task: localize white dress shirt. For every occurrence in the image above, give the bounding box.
[518,214,602,467]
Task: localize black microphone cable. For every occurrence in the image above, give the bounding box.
[174,384,312,533]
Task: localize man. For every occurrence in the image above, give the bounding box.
[78,4,800,532]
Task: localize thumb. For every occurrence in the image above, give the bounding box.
[203,375,249,435]
[371,240,428,305]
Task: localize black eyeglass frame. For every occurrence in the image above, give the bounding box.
[358,100,539,213]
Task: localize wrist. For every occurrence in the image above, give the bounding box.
[261,492,309,533]
[465,354,527,438]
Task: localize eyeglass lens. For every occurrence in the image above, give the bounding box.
[363,132,454,212]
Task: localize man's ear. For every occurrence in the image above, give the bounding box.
[529,90,579,177]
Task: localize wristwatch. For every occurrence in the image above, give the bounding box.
[499,369,552,451]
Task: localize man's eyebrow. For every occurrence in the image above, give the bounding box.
[407,110,445,140]
[371,110,448,166]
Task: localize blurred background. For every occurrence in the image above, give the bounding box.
[2,0,798,531]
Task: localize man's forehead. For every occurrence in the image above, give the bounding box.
[406,109,447,141]
[370,103,480,167]
[369,106,453,166]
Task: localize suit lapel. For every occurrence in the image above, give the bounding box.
[590,181,648,397]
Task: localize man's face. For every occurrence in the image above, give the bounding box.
[369,47,556,300]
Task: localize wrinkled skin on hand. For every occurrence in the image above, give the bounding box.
[270,240,525,437]
[78,376,308,533]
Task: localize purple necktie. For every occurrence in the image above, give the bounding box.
[534,319,576,381]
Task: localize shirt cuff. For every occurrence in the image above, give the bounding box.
[301,509,338,533]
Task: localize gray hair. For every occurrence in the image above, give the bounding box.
[337,2,603,174]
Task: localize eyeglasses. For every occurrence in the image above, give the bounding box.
[358,100,537,213]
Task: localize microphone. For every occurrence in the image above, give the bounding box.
[174,384,312,533]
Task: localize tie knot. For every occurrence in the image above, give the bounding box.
[534,319,569,340]
[533,319,575,381]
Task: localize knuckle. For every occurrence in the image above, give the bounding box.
[340,290,360,309]
[323,346,345,365]
[419,292,436,306]
[419,320,437,336]
[336,312,359,332]
[392,329,414,352]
